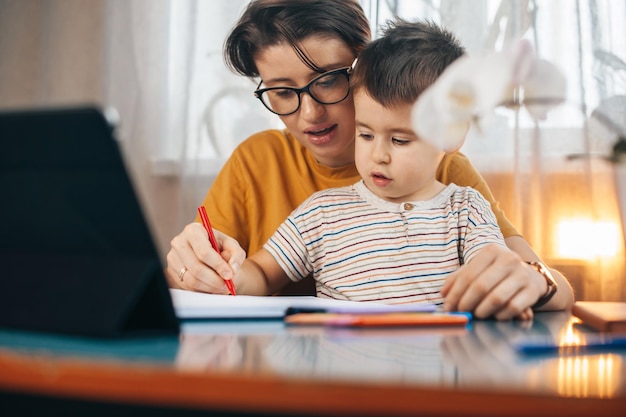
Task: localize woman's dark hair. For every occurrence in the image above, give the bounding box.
[224,0,371,77]
[351,19,466,107]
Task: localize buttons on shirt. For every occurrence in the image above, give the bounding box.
[403,203,414,211]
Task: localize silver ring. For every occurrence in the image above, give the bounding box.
[178,266,188,282]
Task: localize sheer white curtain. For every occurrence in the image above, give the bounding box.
[366,0,626,301]
[104,0,280,257]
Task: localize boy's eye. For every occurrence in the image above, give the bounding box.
[358,132,374,140]
[392,138,410,145]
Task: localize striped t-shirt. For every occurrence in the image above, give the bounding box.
[264,181,505,305]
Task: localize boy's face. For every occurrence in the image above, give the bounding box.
[353,90,446,203]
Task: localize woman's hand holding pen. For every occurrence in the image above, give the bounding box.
[166,222,246,294]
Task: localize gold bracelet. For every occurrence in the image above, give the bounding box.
[526,261,558,310]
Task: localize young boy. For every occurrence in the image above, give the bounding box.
[231,19,507,305]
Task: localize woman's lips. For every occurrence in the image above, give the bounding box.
[304,124,337,145]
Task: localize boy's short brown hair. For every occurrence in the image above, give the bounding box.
[350,19,465,107]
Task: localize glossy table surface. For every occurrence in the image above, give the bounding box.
[1,311,625,416]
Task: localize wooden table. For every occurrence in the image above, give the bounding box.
[1,312,625,416]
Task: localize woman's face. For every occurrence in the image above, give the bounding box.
[254,36,356,168]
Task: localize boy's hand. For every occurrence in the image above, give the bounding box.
[441,244,546,320]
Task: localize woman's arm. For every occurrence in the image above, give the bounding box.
[438,153,575,319]
[504,235,575,311]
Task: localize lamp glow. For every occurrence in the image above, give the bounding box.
[557,219,620,259]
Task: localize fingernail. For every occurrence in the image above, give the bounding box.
[221,269,233,279]
[231,262,240,273]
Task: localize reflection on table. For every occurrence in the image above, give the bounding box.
[173,312,625,398]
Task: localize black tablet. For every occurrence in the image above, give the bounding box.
[0,106,179,337]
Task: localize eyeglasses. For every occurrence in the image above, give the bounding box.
[254,67,352,116]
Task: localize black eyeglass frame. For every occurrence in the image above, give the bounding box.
[253,66,352,116]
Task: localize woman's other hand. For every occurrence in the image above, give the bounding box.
[441,243,546,320]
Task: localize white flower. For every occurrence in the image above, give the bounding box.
[520,58,567,120]
[412,39,567,151]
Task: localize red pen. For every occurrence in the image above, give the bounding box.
[197,206,237,296]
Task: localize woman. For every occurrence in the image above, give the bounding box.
[166,0,574,320]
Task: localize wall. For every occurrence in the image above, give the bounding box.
[0,1,104,106]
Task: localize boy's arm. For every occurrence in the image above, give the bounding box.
[235,249,293,296]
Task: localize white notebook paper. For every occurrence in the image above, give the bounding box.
[170,289,435,319]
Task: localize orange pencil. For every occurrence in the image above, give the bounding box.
[197,206,237,296]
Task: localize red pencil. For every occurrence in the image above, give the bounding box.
[197,206,237,296]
